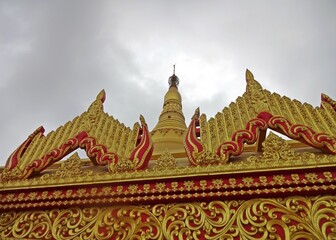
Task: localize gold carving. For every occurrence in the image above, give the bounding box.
[192,107,200,120]
[112,157,134,172]
[247,132,314,163]
[155,182,166,192]
[1,149,335,189]
[153,149,177,171]
[41,153,93,179]
[1,195,335,239]
[195,70,336,157]
[81,89,105,131]
[193,149,222,165]
[4,90,145,180]
[0,167,23,182]
[246,69,269,113]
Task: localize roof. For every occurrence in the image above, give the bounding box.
[0,70,335,207]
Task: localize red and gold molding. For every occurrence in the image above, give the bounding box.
[1,166,335,211]
[129,117,154,170]
[184,117,204,166]
[321,93,336,111]
[21,131,88,179]
[3,120,153,180]
[1,195,335,240]
[5,126,45,170]
[185,111,336,166]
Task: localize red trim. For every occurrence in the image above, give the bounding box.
[217,118,267,159]
[184,118,204,166]
[185,111,336,166]
[321,93,336,111]
[10,124,154,179]
[218,112,336,162]
[79,134,119,166]
[130,124,153,170]
[21,131,88,179]
[1,167,335,211]
[5,126,45,170]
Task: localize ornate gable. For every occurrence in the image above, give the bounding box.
[185,70,336,165]
[1,90,153,181]
[1,69,336,240]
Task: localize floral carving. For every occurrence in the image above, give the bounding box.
[1,196,335,240]
[153,149,177,171]
[112,157,134,172]
[41,152,93,179]
[247,132,316,163]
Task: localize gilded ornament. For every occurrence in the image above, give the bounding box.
[229,178,236,187]
[323,171,333,181]
[101,186,112,195]
[258,176,268,186]
[247,132,321,165]
[0,167,22,182]
[290,174,300,184]
[77,188,87,197]
[155,182,166,193]
[153,149,177,171]
[183,180,195,191]
[41,152,93,179]
[171,181,179,191]
[143,184,150,193]
[116,185,123,193]
[242,177,254,187]
[245,69,269,113]
[200,180,207,190]
[1,196,335,240]
[305,172,318,183]
[212,179,223,189]
[112,157,134,172]
[273,174,285,185]
[192,149,222,165]
[128,184,138,194]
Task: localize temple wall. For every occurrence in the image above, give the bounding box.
[1,195,335,240]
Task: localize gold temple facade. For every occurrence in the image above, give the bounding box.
[0,69,335,240]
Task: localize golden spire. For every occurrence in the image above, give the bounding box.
[151,66,187,155]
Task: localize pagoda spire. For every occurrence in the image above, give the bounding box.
[168,65,179,88]
[151,67,187,155]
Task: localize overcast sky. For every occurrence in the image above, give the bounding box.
[0,1,335,166]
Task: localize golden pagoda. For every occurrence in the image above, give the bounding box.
[151,66,187,156]
[0,69,336,240]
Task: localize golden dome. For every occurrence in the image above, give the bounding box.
[164,86,182,102]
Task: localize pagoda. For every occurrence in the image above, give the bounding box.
[151,66,187,156]
[0,69,335,240]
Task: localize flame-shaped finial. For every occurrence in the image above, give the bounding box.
[140,114,147,126]
[192,107,200,120]
[246,69,254,82]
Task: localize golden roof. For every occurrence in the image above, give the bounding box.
[1,69,336,185]
[1,69,336,240]
[200,70,336,150]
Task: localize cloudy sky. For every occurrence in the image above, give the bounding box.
[0,1,335,166]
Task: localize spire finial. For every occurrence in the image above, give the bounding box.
[168,65,179,88]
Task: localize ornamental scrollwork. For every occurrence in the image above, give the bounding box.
[1,195,335,239]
